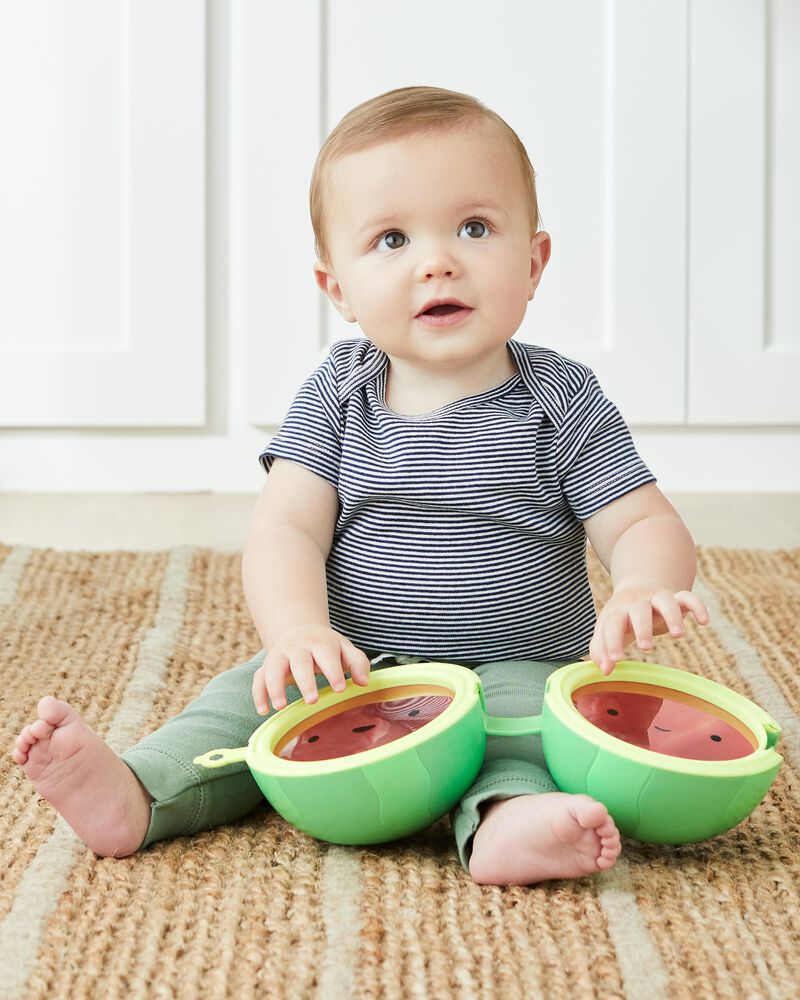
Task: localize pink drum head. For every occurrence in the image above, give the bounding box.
[275,684,454,762]
[572,681,758,761]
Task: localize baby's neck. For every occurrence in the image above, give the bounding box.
[384,346,518,416]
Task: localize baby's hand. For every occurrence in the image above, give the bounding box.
[253,625,371,713]
[589,584,710,676]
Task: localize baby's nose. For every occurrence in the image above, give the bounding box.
[416,254,458,281]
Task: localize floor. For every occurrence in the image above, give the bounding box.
[0,493,798,550]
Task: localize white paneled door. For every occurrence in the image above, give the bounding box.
[689,0,800,424]
[0,0,206,426]
[245,0,689,426]
[236,0,322,428]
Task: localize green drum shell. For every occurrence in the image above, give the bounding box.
[541,662,783,844]
[245,663,486,845]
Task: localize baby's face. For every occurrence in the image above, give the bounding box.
[315,125,550,372]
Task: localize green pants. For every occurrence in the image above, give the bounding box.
[121,650,570,873]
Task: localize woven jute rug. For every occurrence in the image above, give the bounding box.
[1,543,798,1000]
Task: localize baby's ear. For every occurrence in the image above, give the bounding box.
[312,262,357,322]
[529,231,552,298]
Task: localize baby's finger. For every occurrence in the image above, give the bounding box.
[341,639,371,685]
[650,591,685,637]
[313,643,347,693]
[602,610,629,666]
[253,660,277,714]
[674,590,711,626]
[627,599,655,652]
[589,628,613,675]
[288,648,320,705]
[264,650,295,711]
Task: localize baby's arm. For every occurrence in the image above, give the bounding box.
[242,458,370,712]
[583,483,710,674]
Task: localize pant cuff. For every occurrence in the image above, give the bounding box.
[450,763,558,873]
[121,743,207,849]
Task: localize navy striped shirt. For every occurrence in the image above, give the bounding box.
[260,337,655,662]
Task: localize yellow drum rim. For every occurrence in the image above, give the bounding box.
[547,660,782,776]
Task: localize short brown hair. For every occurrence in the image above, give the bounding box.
[310,85,541,266]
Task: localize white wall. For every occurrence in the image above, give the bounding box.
[0,0,798,493]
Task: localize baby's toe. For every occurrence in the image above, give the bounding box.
[600,834,621,858]
[16,727,34,751]
[596,816,618,839]
[37,696,72,727]
[30,718,55,741]
[574,795,611,830]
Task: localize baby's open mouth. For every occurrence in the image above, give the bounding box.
[422,304,465,316]
[415,301,474,325]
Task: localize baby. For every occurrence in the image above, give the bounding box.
[13,86,709,885]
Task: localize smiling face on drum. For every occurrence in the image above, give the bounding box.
[278,693,453,762]
[572,682,757,761]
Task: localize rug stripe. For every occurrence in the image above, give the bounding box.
[596,860,671,1000]
[103,547,196,756]
[0,545,32,608]
[0,546,195,1000]
[314,848,364,1000]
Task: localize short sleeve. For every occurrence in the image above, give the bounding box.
[557,371,656,520]
[258,353,342,488]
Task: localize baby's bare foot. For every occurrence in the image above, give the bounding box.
[468,792,621,885]
[12,696,152,857]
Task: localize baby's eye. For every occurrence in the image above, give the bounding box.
[459,218,492,240]
[376,231,408,252]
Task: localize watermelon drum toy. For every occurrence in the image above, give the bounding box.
[193,660,782,846]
